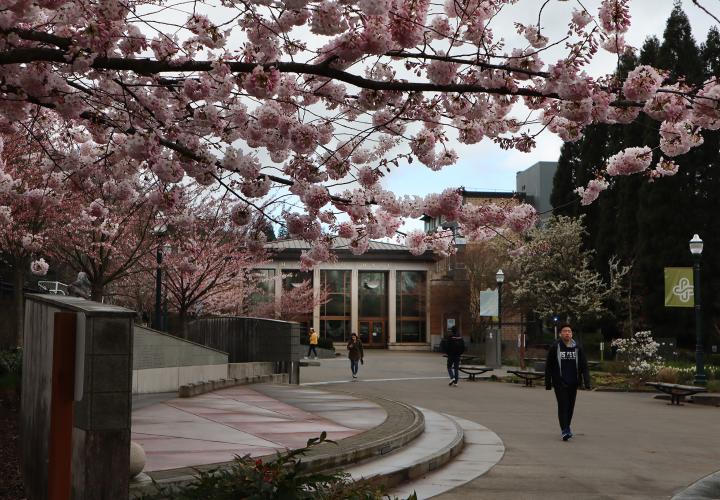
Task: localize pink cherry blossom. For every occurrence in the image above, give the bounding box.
[576,179,610,206]
[30,258,49,276]
[605,147,653,176]
[623,66,664,102]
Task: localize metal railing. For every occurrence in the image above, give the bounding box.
[37,281,68,295]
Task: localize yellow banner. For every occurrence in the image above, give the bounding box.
[664,267,694,308]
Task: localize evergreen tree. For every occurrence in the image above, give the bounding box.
[550,6,720,344]
[634,5,704,342]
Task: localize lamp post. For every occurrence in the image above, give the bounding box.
[496,269,505,367]
[689,234,706,385]
[496,269,505,332]
[154,245,163,330]
[161,243,171,332]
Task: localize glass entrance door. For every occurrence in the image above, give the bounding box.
[359,320,386,347]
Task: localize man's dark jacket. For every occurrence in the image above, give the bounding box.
[544,339,591,389]
[443,336,466,357]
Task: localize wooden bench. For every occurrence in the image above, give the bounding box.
[646,382,708,405]
[508,370,545,387]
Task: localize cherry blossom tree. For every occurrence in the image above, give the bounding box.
[150,195,272,336]
[44,157,168,301]
[3,0,719,267]
[0,126,62,346]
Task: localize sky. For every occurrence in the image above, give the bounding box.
[382,1,719,204]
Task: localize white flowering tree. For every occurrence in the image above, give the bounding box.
[611,330,661,379]
[510,216,630,327]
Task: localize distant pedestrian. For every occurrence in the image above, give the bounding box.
[545,324,591,441]
[307,328,319,359]
[442,327,465,386]
[347,333,364,380]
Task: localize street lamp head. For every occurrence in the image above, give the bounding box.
[153,223,168,237]
[689,234,704,256]
[495,269,505,284]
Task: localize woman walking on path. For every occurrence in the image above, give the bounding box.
[307,328,319,359]
[347,333,364,380]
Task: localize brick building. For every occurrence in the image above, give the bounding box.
[422,189,526,347]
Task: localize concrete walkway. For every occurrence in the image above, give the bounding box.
[132,385,385,473]
[301,351,720,500]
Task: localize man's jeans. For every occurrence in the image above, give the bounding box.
[447,355,460,382]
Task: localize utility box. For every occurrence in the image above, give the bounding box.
[485,328,502,368]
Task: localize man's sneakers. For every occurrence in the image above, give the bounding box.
[448,379,459,386]
[561,428,573,441]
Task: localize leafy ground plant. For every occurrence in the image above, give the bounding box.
[140,432,416,500]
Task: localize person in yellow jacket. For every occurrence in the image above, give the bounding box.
[307,328,319,359]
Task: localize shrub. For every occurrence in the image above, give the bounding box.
[597,360,628,374]
[611,331,662,380]
[706,380,720,393]
[139,433,415,500]
[656,367,679,384]
[0,348,22,377]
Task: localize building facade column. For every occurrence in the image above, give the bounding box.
[313,267,321,333]
[351,268,359,336]
[388,269,397,345]
[425,271,431,343]
[274,264,282,319]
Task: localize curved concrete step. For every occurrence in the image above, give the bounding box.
[389,414,505,499]
[343,407,465,490]
[130,387,424,497]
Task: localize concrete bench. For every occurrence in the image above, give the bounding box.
[508,370,545,387]
[646,382,708,405]
[458,365,493,381]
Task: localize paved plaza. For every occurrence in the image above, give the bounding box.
[129,351,720,499]
[301,351,720,500]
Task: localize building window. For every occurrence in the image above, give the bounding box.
[281,269,313,328]
[359,271,388,345]
[396,271,426,342]
[249,269,276,306]
[282,269,312,290]
[320,270,351,342]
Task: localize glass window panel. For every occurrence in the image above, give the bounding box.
[322,319,349,342]
[282,269,312,290]
[401,295,420,317]
[359,272,386,317]
[322,270,350,293]
[400,271,421,293]
[397,320,425,342]
[324,294,348,316]
[359,322,370,343]
[250,269,276,304]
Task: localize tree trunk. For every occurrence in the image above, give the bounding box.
[91,283,103,302]
[13,266,25,348]
[178,309,188,339]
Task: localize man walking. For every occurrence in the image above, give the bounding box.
[545,324,591,441]
[443,327,465,386]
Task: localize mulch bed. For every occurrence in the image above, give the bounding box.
[0,389,23,500]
